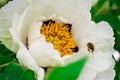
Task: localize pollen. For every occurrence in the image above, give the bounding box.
[40,20,78,57]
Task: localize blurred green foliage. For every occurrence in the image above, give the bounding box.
[47,57,87,80]
[0,0,10,8]
[0,44,36,80]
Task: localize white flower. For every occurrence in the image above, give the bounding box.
[0,0,115,80]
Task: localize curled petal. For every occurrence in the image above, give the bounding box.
[17,42,44,80]
[10,28,45,80]
[0,0,26,52]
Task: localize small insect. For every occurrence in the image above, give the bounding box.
[87,42,94,54]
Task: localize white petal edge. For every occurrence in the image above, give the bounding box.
[0,0,26,52]
[9,7,45,80]
[10,27,45,80]
[17,42,44,80]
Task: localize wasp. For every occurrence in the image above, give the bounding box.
[87,42,94,54]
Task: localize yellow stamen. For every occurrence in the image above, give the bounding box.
[40,21,77,57]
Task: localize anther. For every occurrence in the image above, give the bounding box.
[43,20,55,26]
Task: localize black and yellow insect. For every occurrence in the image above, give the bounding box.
[87,42,94,54]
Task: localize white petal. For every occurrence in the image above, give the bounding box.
[17,42,44,80]
[50,0,92,22]
[0,11,19,52]
[77,66,98,80]
[1,0,26,20]
[76,21,115,71]
[10,28,44,80]
[21,0,92,36]
[29,37,62,67]
[10,7,46,79]
[94,69,115,80]
[85,21,114,49]
[22,0,55,24]
[10,13,45,79]
[28,0,92,11]
[0,12,11,38]
[0,0,26,38]
[11,7,29,45]
[0,0,26,52]
[87,51,115,71]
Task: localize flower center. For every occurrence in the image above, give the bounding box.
[40,20,78,57]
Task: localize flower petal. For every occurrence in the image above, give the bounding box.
[17,42,45,80]
[0,11,18,52]
[94,69,115,80]
[10,8,46,78]
[1,0,26,20]
[87,51,115,72]
[29,37,62,67]
[0,0,26,52]
[78,21,115,71]
[0,12,11,38]
[77,66,98,80]
[21,0,92,36]
[10,27,45,80]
